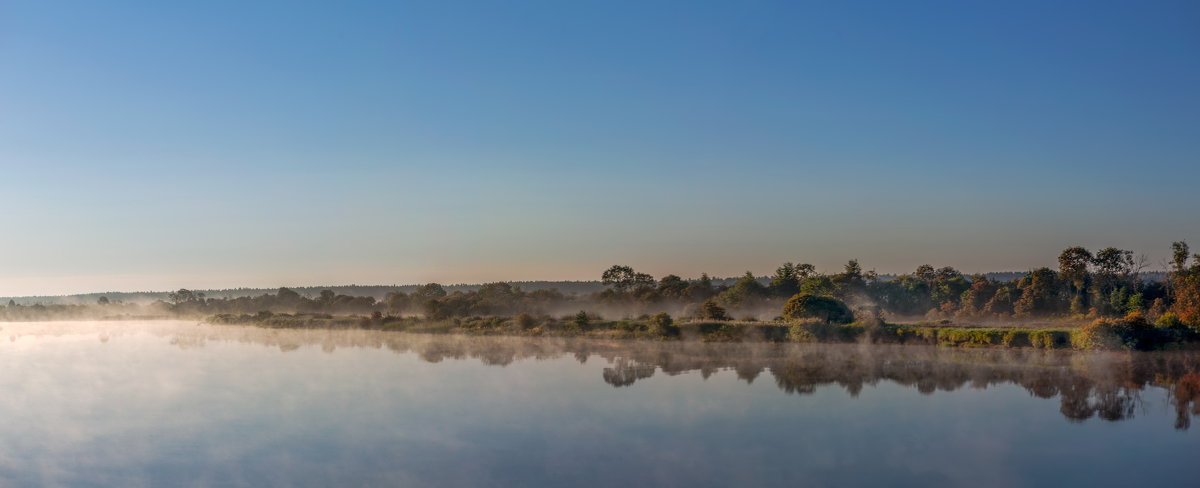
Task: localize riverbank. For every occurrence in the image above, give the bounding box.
[206,311,1200,351]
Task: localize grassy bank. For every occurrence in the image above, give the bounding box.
[206,312,1200,351]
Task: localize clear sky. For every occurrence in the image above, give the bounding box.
[1,1,1197,296]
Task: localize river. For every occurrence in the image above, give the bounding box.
[1,320,1196,487]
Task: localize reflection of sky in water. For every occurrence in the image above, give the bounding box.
[0,321,1197,487]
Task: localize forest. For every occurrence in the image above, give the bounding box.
[199,243,1199,326]
[5,242,1200,350]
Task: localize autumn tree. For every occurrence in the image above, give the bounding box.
[1014,268,1059,317]
[958,276,997,317]
[1169,249,1200,328]
[982,283,1017,317]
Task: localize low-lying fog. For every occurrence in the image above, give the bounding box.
[1,320,1197,487]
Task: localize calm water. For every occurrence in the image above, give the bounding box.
[1,321,1197,487]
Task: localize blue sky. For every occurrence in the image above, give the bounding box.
[1,1,1197,295]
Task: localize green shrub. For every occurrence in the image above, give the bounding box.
[876,326,921,344]
[644,313,679,338]
[613,320,640,332]
[1002,330,1031,347]
[1072,314,1155,350]
[701,300,731,321]
[1029,330,1071,349]
[514,313,536,329]
[1072,320,1122,350]
[787,324,818,342]
[1157,313,1185,329]
[757,325,789,342]
[782,321,863,342]
[934,328,1005,347]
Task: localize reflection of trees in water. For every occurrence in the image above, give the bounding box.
[155,325,1200,429]
[603,358,656,387]
[1167,373,1200,430]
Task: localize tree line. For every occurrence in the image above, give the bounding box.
[5,242,1197,332]
[161,242,1200,329]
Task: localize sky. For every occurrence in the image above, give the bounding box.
[0,0,1197,296]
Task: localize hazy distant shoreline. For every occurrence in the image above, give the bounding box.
[2,272,1070,305]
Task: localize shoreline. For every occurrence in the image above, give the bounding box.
[206,312,1200,352]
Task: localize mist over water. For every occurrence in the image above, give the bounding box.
[1,321,1197,487]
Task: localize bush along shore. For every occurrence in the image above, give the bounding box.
[206,309,1200,352]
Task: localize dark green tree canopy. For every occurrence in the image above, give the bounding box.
[1058,247,1093,284]
[1093,248,1135,278]
[782,293,854,324]
[915,264,936,284]
[658,274,688,297]
[831,260,867,299]
[412,283,448,302]
[769,263,800,297]
[601,265,655,292]
[1171,241,1190,273]
[722,271,768,306]
[700,299,730,321]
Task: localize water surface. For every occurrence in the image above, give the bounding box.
[1,321,1197,487]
